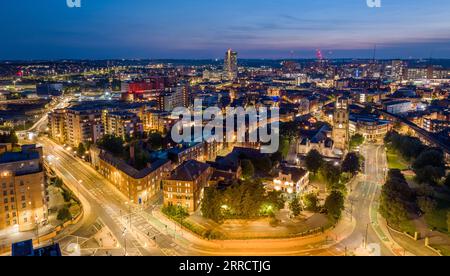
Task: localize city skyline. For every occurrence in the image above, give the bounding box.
[1,0,450,60]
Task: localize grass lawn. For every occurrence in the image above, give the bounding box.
[399,220,417,236]
[386,149,409,171]
[433,245,450,256]
[425,198,450,234]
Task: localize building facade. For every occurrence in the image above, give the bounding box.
[0,145,47,232]
[91,147,172,206]
[102,111,143,139]
[224,49,238,81]
[163,160,213,213]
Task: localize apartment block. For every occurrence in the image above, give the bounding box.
[163,160,213,213]
[0,145,47,232]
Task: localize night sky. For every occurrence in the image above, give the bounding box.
[1,0,450,59]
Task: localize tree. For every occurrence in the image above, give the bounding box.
[223,179,266,219]
[417,197,437,214]
[57,207,72,222]
[148,132,163,150]
[324,191,345,222]
[0,130,18,145]
[201,188,223,223]
[379,170,418,232]
[415,166,446,186]
[97,135,125,157]
[241,159,255,180]
[77,142,86,157]
[289,197,302,217]
[303,193,319,212]
[445,174,450,188]
[413,149,446,185]
[253,157,272,174]
[342,152,361,176]
[413,149,445,171]
[350,134,365,149]
[305,150,323,174]
[265,191,285,210]
[321,162,343,191]
[278,137,290,159]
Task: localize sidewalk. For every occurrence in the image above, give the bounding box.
[150,207,357,255]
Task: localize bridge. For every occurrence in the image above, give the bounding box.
[378,109,450,162]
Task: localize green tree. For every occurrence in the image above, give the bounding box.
[241,159,255,180]
[57,207,72,222]
[289,197,302,217]
[223,179,265,218]
[303,193,319,212]
[61,188,74,203]
[148,132,163,150]
[445,174,450,188]
[417,197,437,214]
[379,170,418,232]
[413,149,446,185]
[350,134,365,149]
[341,152,361,176]
[201,188,223,223]
[412,149,445,171]
[265,191,286,210]
[97,135,125,157]
[253,157,273,174]
[278,137,290,159]
[305,150,323,174]
[77,142,86,157]
[0,130,18,145]
[415,166,446,186]
[324,191,345,222]
[321,162,343,191]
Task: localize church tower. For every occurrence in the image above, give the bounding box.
[332,97,349,155]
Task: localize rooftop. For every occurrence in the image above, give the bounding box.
[168,160,210,182]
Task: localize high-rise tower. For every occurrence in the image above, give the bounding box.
[224,49,238,81]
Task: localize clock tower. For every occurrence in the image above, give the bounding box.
[332,98,349,155]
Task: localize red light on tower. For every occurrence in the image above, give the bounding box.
[316,49,323,60]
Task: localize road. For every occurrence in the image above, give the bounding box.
[40,137,188,256]
[338,144,394,256]
[38,136,358,256]
[21,96,397,256]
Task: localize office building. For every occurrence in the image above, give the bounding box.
[224,49,238,81]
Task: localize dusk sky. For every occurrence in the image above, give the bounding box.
[1,0,450,59]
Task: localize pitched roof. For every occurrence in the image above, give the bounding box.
[279,166,308,183]
[168,160,210,181]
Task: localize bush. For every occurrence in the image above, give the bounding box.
[62,188,73,203]
[57,207,72,222]
[303,193,319,212]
